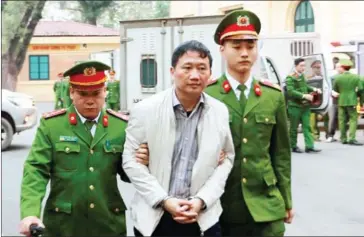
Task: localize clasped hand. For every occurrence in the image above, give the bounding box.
[163,197,204,224]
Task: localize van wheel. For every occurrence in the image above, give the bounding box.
[1,117,14,151]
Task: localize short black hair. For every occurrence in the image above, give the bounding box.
[294,58,305,66]
[171,40,213,68]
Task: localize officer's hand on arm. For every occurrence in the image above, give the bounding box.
[19,216,45,237]
[302,94,314,102]
[284,209,295,224]
[218,150,226,165]
[135,143,149,166]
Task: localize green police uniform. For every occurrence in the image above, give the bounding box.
[106,80,120,111]
[20,61,130,237]
[208,10,292,236]
[61,78,72,109]
[285,72,319,151]
[53,80,63,110]
[333,59,363,145]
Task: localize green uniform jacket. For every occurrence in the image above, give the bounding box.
[61,80,72,108]
[53,81,62,99]
[107,80,120,104]
[333,72,362,106]
[285,73,315,107]
[20,105,129,237]
[205,75,292,223]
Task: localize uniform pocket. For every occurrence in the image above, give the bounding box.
[255,114,276,125]
[104,144,123,154]
[54,142,80,171]
[47,200,72,214]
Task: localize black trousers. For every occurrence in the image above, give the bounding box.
[134,212,221,236]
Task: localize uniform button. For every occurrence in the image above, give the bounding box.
[242,178,247,183]
[89,185,94,190]
[90,149,94,154]
[65,147,70,153]
[265,118,269,122]
[243,138,247,143]
[243,158,247,163]
[115,208,120,213]
[243,118,248,123]
[55,207,59,212]
[113,148,116,153]
[90,203,95,208]
[89,167,94,172]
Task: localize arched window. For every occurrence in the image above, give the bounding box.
[294,0,314,32]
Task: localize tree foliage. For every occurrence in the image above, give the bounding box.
[2,1,46,90]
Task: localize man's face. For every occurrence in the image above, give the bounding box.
[170,50,211,97]
[312,63,322,76]
[70,87,106,120]
[296,61,306,74]
[335,63,344,74]
[220,39,258,74]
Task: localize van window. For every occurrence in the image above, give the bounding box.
[140,55,157,88]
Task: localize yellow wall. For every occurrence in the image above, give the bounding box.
[170,1,364,40]
[17,36,120,102]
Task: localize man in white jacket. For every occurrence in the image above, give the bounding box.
[122,40,235,236]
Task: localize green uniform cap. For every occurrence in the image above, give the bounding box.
[214,9,261,45]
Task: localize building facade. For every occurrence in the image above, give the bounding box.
[170,1,364,42]
[17,21,119,102]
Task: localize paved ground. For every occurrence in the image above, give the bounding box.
[2,102,364,236]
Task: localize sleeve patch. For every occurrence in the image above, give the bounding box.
[106,109,129,121]
[42,109,67,119]
[259,79,282,91]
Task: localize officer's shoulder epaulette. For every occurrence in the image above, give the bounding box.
[207,78,218,87]
[106,109,128,122]
[42,108,67,119]
[288,72,298,78]
[259,79,282,91]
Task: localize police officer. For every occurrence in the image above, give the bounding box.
[333,59,363,145]
[61,76,72,109]
[106,70,120,111]
[285,58,322,153]
[53,72,64,109]
[307,60,329,141]
[205,9,293,236]
[19,61,149,237]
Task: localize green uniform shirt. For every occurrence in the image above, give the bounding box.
[20,105,129,236]
[205,75,292,223]
[285,72,315,107]
[334,71,362,106]
[61,80,72,108]
[107,80,120,104]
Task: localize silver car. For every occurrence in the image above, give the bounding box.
[1,89,38,151]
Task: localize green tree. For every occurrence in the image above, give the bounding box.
[1,1,46,91]
[154,1,170,18]
[77,0,115,25]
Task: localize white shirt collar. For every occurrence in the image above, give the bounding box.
[74,107,101,124]
[225,70,253,99]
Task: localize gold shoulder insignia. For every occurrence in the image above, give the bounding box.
[42,109,67,119]
[106,109,128,122]
[207,79,218,86]
[259,79,282,91]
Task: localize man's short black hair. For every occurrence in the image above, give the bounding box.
[294,58,305,66]
[171,40,213,68]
